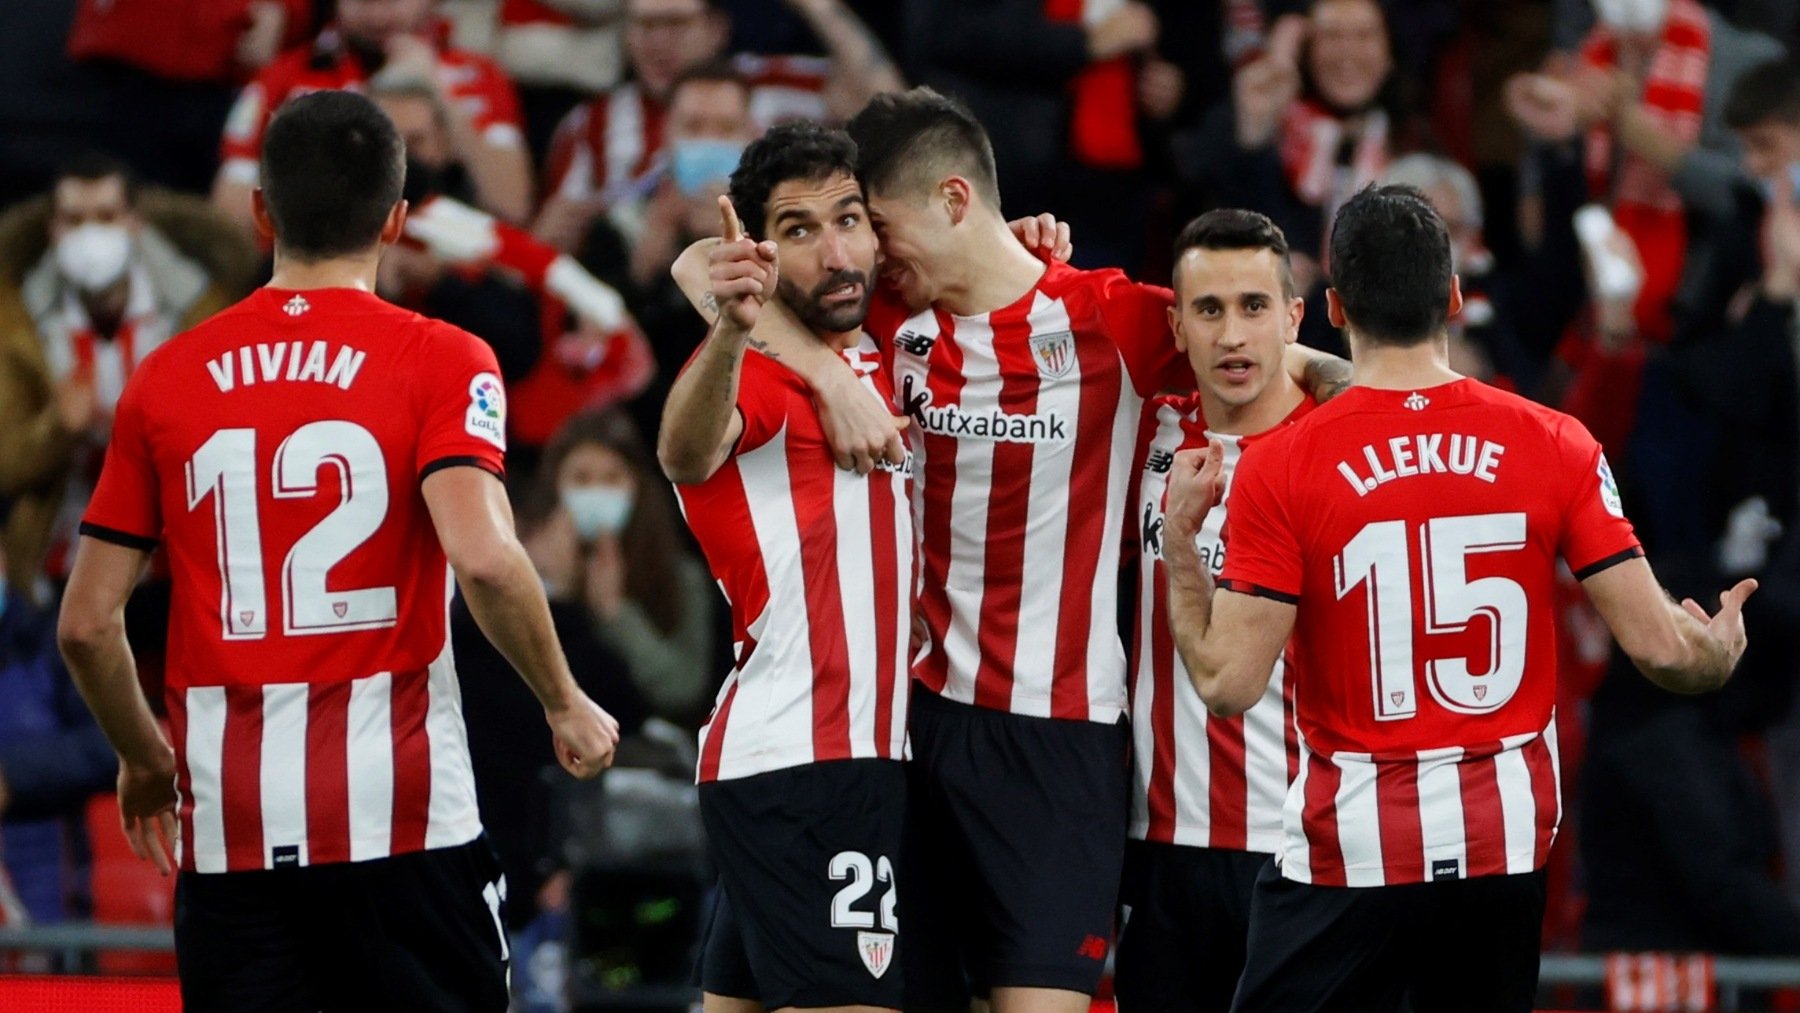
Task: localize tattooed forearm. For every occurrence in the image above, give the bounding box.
[1303,355,1354,403]
[746,335,781,360]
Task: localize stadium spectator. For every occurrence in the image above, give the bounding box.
[523,411,717,723]
[534,0,901,253]
[0,540,117,927]
[212,0,533,231]
[491,0,629,163]
[906,0,1165,271]
[0,155,252,599]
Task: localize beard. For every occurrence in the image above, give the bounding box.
[780,268,873,335]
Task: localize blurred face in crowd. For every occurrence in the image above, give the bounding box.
[1168,247,1301,417]
[667,78,752,225]
[557,441,638,542]
[627,0,729,101]
[1419,181,1483,275]
[1306,0,1392,114]
[1737,119,1800,185]
[376,92,452,170]
[762,170,877,338]
[50,174,140,295]
[338,0,436,48]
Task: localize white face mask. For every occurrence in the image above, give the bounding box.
[55,223,133,294]
[562,485,635,540]
[1591,0,1667,34]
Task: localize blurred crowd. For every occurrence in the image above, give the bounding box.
[3,0,1800,989]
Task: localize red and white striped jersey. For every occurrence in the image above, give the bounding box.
[542,54,830,204]
[218,27,526,188]
[869,261,1187,722]
[1219,380,1642,886]
[83,287,506,873]
[675,336,913,783]
[1128,393,1309,852]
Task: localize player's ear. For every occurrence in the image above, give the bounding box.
[1285,295,1304,343]
[941,177,971,226]
[1447,273,1464,321]
[1325,287,1347,328]
[379,199,409,247]
[249,189,276,244]
[1167,304,1187,352]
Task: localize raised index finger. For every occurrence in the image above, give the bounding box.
[719,195,744,243]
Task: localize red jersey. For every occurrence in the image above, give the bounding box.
[1129,393,1310,852]
[218,29,526,187]
[675,338,913,783]
[869,261,1187,723]
[1219,380,1641,886]
[83,287,508,874]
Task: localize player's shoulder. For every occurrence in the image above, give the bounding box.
[1459,379,1589,446]
[1044,261,1173,311]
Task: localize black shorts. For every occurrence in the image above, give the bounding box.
[175,835,510,1013]
[903,690,1130,1004]
[698,758,906,1009]
[1115,840,1271,1013]
[1233,862,1547,1013]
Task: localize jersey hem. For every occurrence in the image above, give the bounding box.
[1571,544,1644,580]
[420,455,505,482]
[695,743,906,784]
[78,521,158,551]
[1217,578,1299,605]
[184,822,484,874]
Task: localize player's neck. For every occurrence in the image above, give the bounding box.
[267,249,380,294]
[1347,332,1462,390]
[1202,375,1304,436]
[935,216,1046,317]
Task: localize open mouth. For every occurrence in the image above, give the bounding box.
[1217,355,1257,381]
[820,281,864,306]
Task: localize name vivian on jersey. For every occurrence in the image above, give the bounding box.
[204,339,368,393]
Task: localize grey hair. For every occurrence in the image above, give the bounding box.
[1382,153,1483,230]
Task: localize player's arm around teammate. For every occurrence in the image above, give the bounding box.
[1162,442,1298,717]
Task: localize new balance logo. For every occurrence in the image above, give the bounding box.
[1077,935,1108,961]
[893,329,936,357]
[1146,448,1174,474]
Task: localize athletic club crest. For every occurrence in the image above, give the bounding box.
[1029,329,1075,379]
[857,930,895,979]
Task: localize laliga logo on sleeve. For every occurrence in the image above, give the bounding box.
[857,930,895,979]
[465,372,506,449]
[1597,454,1624,518]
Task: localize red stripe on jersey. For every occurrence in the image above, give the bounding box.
[1375,756,1425,884]
[915,318,966,697]
[1207,716,1250,850]
[1283,657,1300,784]
[305,681,352,865]
[971,306,1040,711]
[1304,749,1347,886]
[791,445,852,760]
[1146,558,1178,841]
[389,671,432,855]
[221,686,265,871]
[1050,307,1122,719]
[168,691,195,874]
[869,463,901,759]
[1526,732,1559,868]
[698,680,739,782]
[1458,744,1508,878]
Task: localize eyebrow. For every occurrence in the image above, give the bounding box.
[1189,290,1275,308]
[771,207,819,228]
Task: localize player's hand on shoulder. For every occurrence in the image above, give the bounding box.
[1165,441,1226,537]
[546,693,622,780]
[708,196,779,335]
[1009,212,1073,264]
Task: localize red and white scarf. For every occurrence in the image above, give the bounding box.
[1045,0,1142,170]
[1278,99,1390,264]
[1579,0,1711,342]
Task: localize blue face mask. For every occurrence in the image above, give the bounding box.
[670,139,745,197]
[1759,163,1800,204]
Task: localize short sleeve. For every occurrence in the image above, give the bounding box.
[218,78,272,186]
[732,353,791,456]
[1217,438,1302,602]
[415,323,508,480]
[1554,415,1642,579]
[1097,273,1192,398]
[81,371,161,550]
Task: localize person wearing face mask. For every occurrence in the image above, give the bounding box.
[0,155,251,601]
[212,0,534,235]
[521,410,719,722]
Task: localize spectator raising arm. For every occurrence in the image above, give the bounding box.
[781,0,905,119]
[381,38,535,224]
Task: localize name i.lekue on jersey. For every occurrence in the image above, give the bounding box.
[1336,427,1506,496]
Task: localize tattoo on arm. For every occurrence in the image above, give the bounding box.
[701,291,718,317]
[1304,357,1354,403]
[746,335,780,360]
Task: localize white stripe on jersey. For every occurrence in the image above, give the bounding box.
[260,682,310,867]
[836,459,880,759]
[1416,746,1468,876]
[939,314,997,701]
[1012,294,1079,719]
[1331,752,1385,887]
[185,686,229,874]
[347,672,395,861]
[1497,728,1543,875]
[423,641,483,851]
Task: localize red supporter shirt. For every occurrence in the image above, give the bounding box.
[83,287,507,874]
[1128,392,1311,852]
[869,260,1188,723]
[1219,379,1641,886]
[218,29,525,187]
[674,338,914,783]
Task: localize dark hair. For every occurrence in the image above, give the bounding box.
[1328,184,1453,346]
[728,121,860,241]
[668,57,749,105]
[52,152,139,207]
[1725,57,1800,130]
[525,411,688,637]
[846,86,1001,208]
[1172,209,1296,299]
[259,90,406,260]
